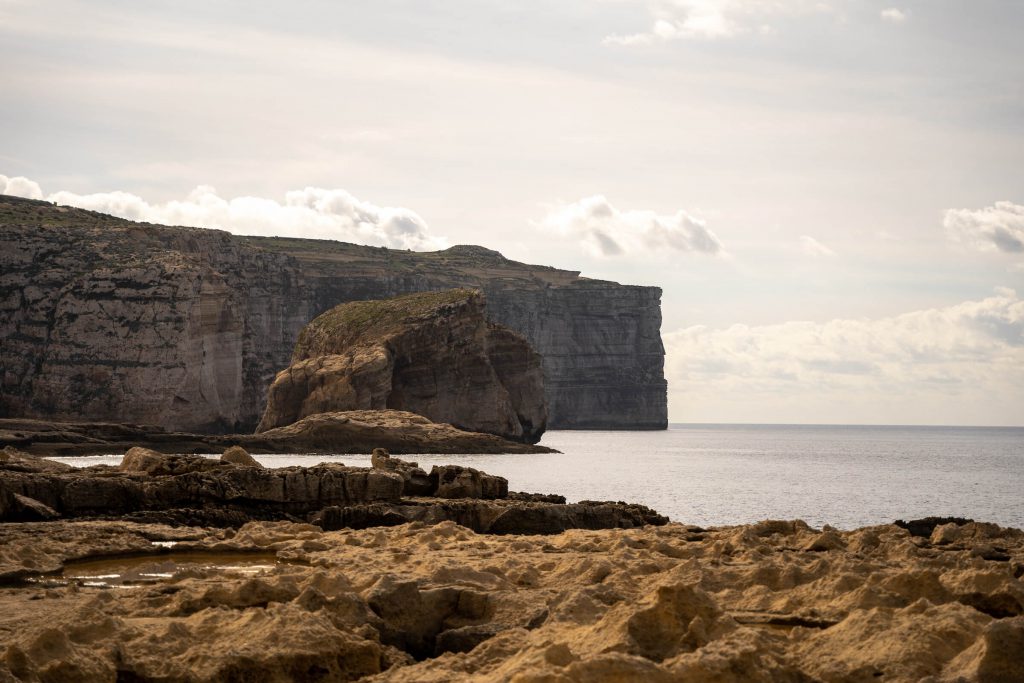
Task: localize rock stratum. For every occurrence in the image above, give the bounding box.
[1,516,1021,681]
[0,195,666,433]
[0,446,661,532]
[258,289,547,444]
[0,412,556,456]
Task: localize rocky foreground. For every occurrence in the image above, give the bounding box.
[1,447,1022,681]
[0,516,1022,682]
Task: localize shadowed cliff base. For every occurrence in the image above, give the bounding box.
[0,195,666,433]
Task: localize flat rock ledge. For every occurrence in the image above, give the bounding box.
[0,447,663,536]
[0,517,1021,682]
[0,410,557,457]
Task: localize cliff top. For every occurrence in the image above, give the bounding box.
[0,194,657,294]
[293,288,481,359]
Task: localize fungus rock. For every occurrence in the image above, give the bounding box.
[256,290,547,443]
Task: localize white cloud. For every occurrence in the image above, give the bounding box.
[880,8,907,23]
[538,195,724,257]
[945,201,1024,254]
[604,0,833,44]
[665,289,1024,424]
[2,175,446,250]
[799,234,835,257]
[0,174,43,200]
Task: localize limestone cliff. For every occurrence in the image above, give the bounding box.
[257,290,548,443]
[0,195,666,432]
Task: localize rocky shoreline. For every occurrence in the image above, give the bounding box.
[1,516,1021,681]
[0,446,1022,681]
[0,412,556,457]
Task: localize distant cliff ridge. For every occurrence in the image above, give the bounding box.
[0,195,667,432]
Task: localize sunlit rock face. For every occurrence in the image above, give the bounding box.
[257,290,548,444]
[1,517,1021,682]
[0,196,666,432]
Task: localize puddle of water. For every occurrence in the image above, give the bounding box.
[53,552,284,589]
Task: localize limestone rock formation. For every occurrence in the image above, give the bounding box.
[1,518,1022,681]
[221,445,262,467]
[0,195,666,432]
[252,411,556,455]
[256,289,547,444]
[0,446,657,533]
[0,412,557,456]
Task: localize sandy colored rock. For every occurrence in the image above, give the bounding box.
[1,518,1021,682]
[0,412,556,456]
[430,464,508,500]
[257,289,548,443]
[252,410,556,455]
[221,445,262,467]
[120,446,169,474]
[370,449,433,496]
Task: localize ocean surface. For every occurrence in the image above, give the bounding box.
[52,424,1024,530]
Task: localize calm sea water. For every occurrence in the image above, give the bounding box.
[52,424,1024,530]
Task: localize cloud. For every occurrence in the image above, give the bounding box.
[0,174,43,200]
[945,201,1024,254]
[538,195,724,257]
[2,175,446,250]
[880,8,907,23]
[799,235,835,257]
[665,288,1024,424]
[604,0,833,44]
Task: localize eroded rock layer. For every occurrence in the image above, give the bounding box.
[0,447,658,533]
[0,196,666,432]
[258,290,547,443]
[0,412,557,456]
[0,518,1021,682]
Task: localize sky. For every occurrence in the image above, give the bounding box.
[2,0,1023,425]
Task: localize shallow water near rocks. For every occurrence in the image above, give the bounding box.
[50,424,1024,530]
[38,553,283,589]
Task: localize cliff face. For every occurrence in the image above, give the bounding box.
[257,290,548,443]
[0,195,666,432]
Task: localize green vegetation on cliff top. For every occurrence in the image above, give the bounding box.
[294,289,481,359]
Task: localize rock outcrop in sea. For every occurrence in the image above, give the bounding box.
[0,446,663,532]
[0,195,666,432]
[257,289,547,443]
[0,411,557,456]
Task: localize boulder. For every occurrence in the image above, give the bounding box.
[369,448,433,496]
[121,447,225,476]
[120,447,170,474]
[221,445,262,468]
[430,465,508,500]
[256,290,548,443]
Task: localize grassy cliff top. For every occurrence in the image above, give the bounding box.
[294,289,481,359]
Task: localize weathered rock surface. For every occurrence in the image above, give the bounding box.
[0,447,659,537]
[1,448,407,523]
[257,289,547,443]
[0,195,666,432]
[221,445,262,467]
[0,411,557,456]
[1,518,1021,682]
[253,411,555,455]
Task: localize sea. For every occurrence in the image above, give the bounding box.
[51,424,1024,530]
